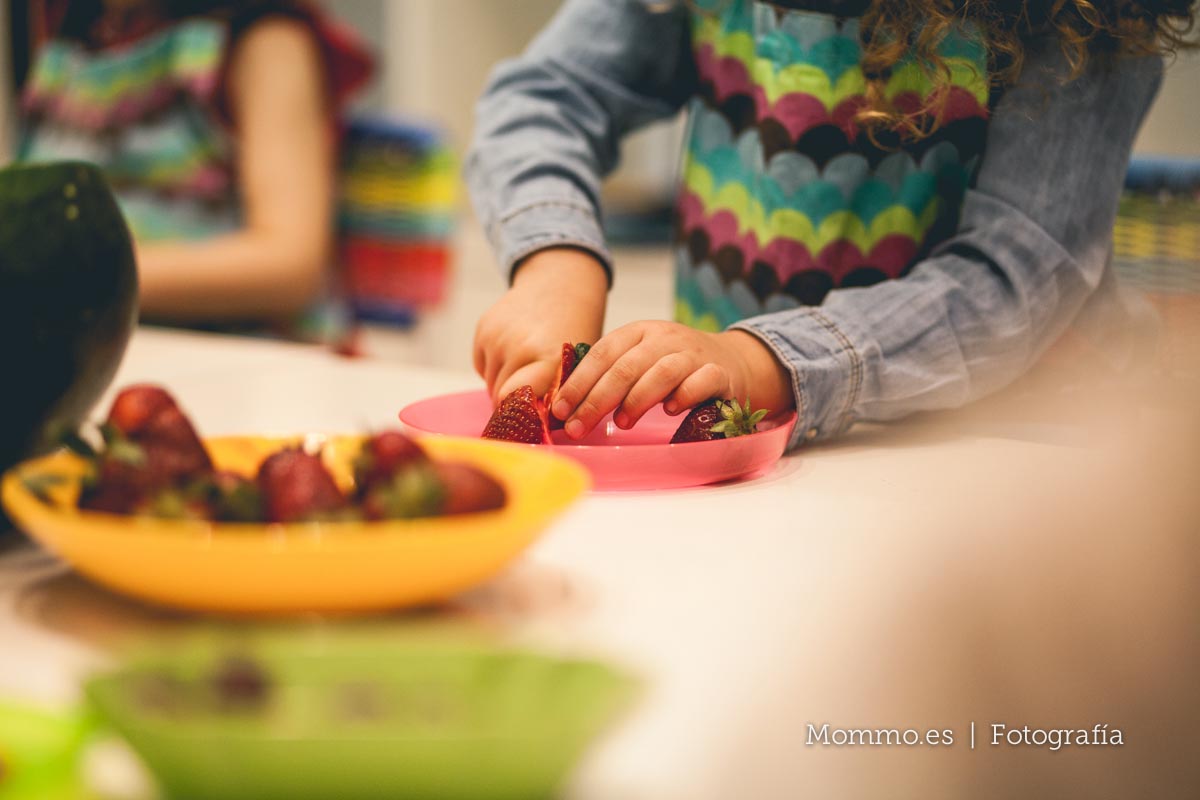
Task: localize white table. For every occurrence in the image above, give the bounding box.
[2,328,1196,799]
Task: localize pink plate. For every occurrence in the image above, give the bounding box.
[399,390,797,492]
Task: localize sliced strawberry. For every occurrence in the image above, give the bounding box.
[482,386,550,444]
[548,342,591,429]
[553,342,590,394]
[256,447,346,523]
[670,398,769,444]
[433,462,506,515]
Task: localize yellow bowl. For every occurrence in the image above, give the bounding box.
[1,436,589,615]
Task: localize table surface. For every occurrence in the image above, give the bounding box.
[2,327,1196,800]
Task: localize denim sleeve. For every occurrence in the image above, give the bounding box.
[732,38,1164,448]
[465,0,695,281]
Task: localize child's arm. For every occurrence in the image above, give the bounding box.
[466,0,695,401]
[137,18,333,320]
[554,37,1164,443]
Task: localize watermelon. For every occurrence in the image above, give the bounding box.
[0,161,138,475]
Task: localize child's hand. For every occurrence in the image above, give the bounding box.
[549,322,794,439]
[474,248,607,403]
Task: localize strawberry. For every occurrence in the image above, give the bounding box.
[548,342,590,429]
[433,462,506,515]
[104,385,212,480]
[129,486,214,521]
[361,463,445,520]
[207,471,263,522]
[88,469,263,522]
[106,384,176,436]
[79,455,154,514]
[482,385,550,444]
[256,447,346,523]
[553,342,590,394]
[211,656,271,711]
[78,386,214,515]
[353,431,427,491]
[669,398,769,444]
[361,463,506,519]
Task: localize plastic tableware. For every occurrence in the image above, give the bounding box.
[85,630,636,800]
[399,390,797,492]
[1,435,588,615]
[0,699,97,800]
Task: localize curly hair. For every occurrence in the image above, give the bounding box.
[685,1,1197,138]
[855,1,1197,137]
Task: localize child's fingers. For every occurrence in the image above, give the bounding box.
[615,353,694,429]
[664,363,732,415]
[483,349,504,402]
[563,343,660,438]
[551,325,643,421]
[493,353,545,403]
[497,360,556,403]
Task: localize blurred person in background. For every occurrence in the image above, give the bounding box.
[469,0,1195,444]
[14,0,372,341]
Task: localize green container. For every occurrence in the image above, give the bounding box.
[85,630,636,800]
[0,698,97,800]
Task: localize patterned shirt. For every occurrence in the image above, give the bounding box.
[677,0,990,330]
[467,0,1163,445]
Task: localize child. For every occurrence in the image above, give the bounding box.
[18,0,371,335]
[467,0,1192,445]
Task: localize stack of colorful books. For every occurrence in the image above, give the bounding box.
[338,117,457,328]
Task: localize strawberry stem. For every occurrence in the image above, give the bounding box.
[707,398,769,439]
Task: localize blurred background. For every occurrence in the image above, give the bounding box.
[0,5,1197,798]
[0,0,1197,374]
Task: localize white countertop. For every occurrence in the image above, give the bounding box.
[2,326,1197,800]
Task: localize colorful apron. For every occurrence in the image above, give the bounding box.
[676,0,991,332]
[18,6,374,345]
[20,18,240,242]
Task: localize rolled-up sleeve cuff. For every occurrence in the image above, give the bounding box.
[730,308,864,449]
[490,199,614,285]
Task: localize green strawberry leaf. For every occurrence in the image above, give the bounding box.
[373,465,446,519]
[107,438,146,467]
[217,482,264,523]
[352,450,375,489]
[98,423,121,446]
[21,473,68,505]
[58,430,97,459]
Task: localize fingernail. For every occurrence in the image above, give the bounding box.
[552,400,570,420]
[614,411,629,429]
[664,402,677,415]
[565,419,584,439]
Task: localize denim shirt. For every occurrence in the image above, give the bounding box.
[466,0,1164,448]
